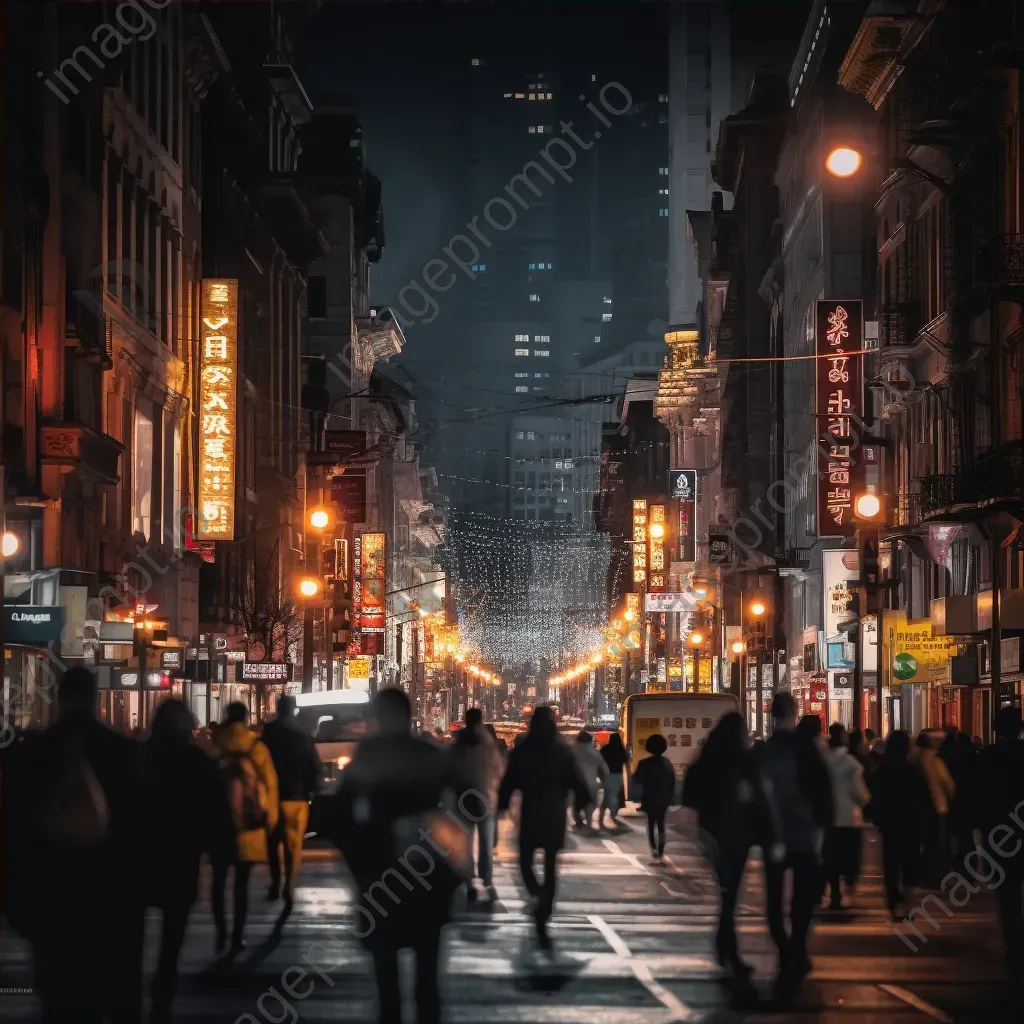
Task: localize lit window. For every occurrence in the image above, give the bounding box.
[529,293,540,302]
[504,92,513,98]
[516,431,525,439]
[349,139,360,148]
[658,93,668,103]
[472,58,480,66]
[603,297,612,304]
[591,74,597,82]
[659,208,668,216]
[515,386,528,393]
[515,333,530,342]
[602,313,612,322]
[528,126,536,134]
[546,92,553,100]
[594,335,601,344]
[529,93,536,101]
[528,262,536,270]
[536,125,545,133]
[533,386,546,392]
[515,348,529,356]
[534,372,550,378]
[515,372,529,378]
[534,335,550,343]
[659,167,668,175]
[659,188,669,195]
[535,349,549,356]
[527,431,535,440]
[515,93,525,99]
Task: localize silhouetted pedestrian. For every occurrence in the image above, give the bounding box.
[211,702,279,954]
[632,734,677,859]
[144,700,233,1023]
[914,732,955,885]
[6,666,145,1023]
[572,730,607,830]
[822,724,869,910]
[683,712,772,989]
[329,688,464,1024]
[498,706,590,952]
[753,693,832,1008]
[261,693,320,907]
[599,731,628,828]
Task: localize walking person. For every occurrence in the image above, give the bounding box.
[975,706,1024,1010]
[848,730,877,789]
[822,724,870,910]
[328,688,464,1024]
[450,707,505,902]
[631,734,677,860]
[211,701,279,954]
[599,731,628,829]
[571,730,607,830]
[869,730,929,917]
[5,666,145,1023]
[498,706,590,952]
[942,732,978,869]
[914,732,955,886]
[261,693,321,908]
[143,700,234,1023]
[753,693,832,1007]
[683,712,773,992]
[486,723,507,850]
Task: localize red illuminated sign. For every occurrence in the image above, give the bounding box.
[816,300,864,538]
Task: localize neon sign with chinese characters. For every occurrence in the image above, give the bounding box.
[198,279,239,540]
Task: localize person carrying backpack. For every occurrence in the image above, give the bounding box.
[5,666,145,1021]
[212,701,279,954]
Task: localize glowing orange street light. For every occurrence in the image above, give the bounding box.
[750,600,767,617]
[298,576,321,598]
[624,608,636,623]
[689,632,704,647]
[1,531,19,558]
[825,146,862,178]
[308,507,331,530]
[648,522,665,539]
[855,492,881,519]
[731,640,746,654]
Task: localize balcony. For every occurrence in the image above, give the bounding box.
[896,490,923,527]
[40,423,123,485]
[264,61,313,126]
[979,234,1024,295]
[65,296,113,369]
[919,439,1024,517]
[879,301,922,351]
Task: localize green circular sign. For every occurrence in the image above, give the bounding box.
[892,651,919,681]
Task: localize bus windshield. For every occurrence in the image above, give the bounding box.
[292,691,373,743]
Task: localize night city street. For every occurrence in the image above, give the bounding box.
[0,816,1011,1023]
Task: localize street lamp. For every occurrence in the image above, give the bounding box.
[648,522,665,539]
[731,640,745,655]
[1,531,19,558]
[749,600,767,617]
[308,507,331,531]
[855,492,881,519]
[298,576,321,598]
[825,145,862,178]
[692,577,710,600]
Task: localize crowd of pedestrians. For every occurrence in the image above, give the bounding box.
[2,664,1023,1021]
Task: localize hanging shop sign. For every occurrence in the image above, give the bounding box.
[240,661,290,682]
[324,429,367,463]
[3,605,65,646]
[197,279,239,541]
[360,532,386,632]
[822,548,858,668]
[632,499,648,585]
[708,532,731,565]
[644,593,697,613]
[331,473,367,524]
[816,299,864,538]
[159,649,183,670]
[648,504,666,592]
[829,670,854,700]
[881,609,957,688]
[670,470,697,562]
[113,669,139,689]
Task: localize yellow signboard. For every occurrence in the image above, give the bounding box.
[198,279,239,540]
[882,609,957,688]
[348,656,371,680]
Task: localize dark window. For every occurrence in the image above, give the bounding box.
[121,172,134,305]
[307,275,327,318]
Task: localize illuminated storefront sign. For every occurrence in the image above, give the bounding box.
[816,300,863,538]
[670,470,697,562]
[648,504,666,592]
[240,661,290,681]
[632,500,647,585]
[198,279,239,540]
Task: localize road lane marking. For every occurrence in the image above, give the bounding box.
[589,914,699,1022]
[877,984,954,1022]
[602,838,653,875]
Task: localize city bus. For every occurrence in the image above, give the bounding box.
[621,691,740,780]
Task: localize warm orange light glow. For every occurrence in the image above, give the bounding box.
[855,492,881,519]
[624,609,636,623]
[299,577,320,598]
[309,508,330,530]
[731,640,745,654]
[750,600,767,617]
[1,531,19,558]
[692,578,710,599]
[825,146,862,178]
[648,522,665,539]
[689,632,704,646]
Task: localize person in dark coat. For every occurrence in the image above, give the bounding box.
[683,712,773,987]
[261,693,321,905]
[6,667,145,1023]
[975,706,1024,1009]
[599,732,629,828]
[752,693,832,1008]
[329,688,464,1024]
[868,730,930,916]
[143,700,234,1023]
[632,733,677,859]
[498,705,590,951]
[940,731,978,870]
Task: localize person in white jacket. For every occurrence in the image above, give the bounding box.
[823,724,871,910]
[571,731,608,831]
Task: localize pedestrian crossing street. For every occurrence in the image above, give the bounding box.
[0,821,1010,1022]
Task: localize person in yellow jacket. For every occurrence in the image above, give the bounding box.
[914,732,956,885]
[212,702,279,954]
